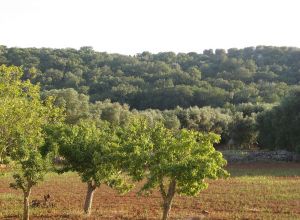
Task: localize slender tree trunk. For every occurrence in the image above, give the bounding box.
[83,181,96,216]
[161,179,176,220]
[23,188,31,220]
[162,199,172,220]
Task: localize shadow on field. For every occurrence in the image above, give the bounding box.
[227,162,300,177]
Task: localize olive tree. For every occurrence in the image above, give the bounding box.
[55,120,131,216]
[257,88,300,151]
[229,113,258,149]
[120,119,229,220]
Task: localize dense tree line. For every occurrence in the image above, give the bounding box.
[0,45,299,110]
[39,87,269,149]
[257,88,300,152]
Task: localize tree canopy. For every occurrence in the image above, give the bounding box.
[50,120,131,215]
[257,88,300,152]
[0,64,63,220]
[120,119,228,219]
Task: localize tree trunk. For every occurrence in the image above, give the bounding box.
[162,199,172,220]
[161,179,176,220]
[83,181,96,216]
[23,188,31,220]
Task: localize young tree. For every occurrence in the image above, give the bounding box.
[0,65,63,220]
[54,120,131,216]
[121,119,229,220]
[10,150,50,220]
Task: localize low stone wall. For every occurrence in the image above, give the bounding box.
[221,150,300,163]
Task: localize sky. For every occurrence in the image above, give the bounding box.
[1,0,300,55]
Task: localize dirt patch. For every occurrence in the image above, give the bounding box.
[0,163,299,219]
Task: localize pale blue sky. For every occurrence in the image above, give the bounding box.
[1,0,300,54]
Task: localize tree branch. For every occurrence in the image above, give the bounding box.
[159,181,167,200]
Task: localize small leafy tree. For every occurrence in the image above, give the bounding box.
[10,150,50,220]
[55,120,131,216]
[121,119,229,220]
[0,65,63,220]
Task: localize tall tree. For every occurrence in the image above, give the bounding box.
[53,120,131,216]
[121,119,229,220]
[0,65,63,220]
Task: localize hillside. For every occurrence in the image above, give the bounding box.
[1,45,300,110]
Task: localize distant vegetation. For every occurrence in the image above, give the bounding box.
[1,45,300,109]
[1,45,300,151]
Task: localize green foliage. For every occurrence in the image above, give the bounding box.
[57,120,131,192]
[0,46,298,110]
[90,100,132,126]
[257,87,300,151]
[1,46,300,151]
[43,88,89,124]
[229,113,258,149]
[121,119,228,195]
[0,65,63,162]
[10,150,49,191]
[120,119,228,219]
[174,106,232,142]
[0,64,64,220]
[162,111,181,129]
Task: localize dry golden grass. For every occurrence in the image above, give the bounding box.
[0,162,299,219]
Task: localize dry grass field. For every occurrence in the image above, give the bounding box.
[0,162,300,220]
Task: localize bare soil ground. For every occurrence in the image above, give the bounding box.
[1,162,300,219]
